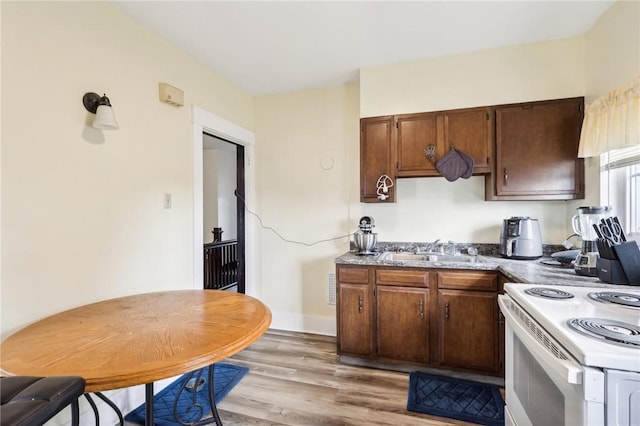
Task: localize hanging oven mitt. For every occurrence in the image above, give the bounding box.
[436,146,469,182]
[458,149,475,179]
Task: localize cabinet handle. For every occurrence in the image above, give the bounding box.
[445,302,450,320]
[358,295,363,313]
[419,299,424,319]
[503,168,508,186]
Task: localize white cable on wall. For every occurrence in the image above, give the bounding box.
[235,191,354,247]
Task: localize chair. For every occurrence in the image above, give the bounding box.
[0,376,85,426]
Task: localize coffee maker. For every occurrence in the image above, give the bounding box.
[572,206,611,276]
[353,216,377,255]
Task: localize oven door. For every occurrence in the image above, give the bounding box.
[499,295,605,426]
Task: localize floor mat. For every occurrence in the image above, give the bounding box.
[407,371,505,426]
[125,363,248,425]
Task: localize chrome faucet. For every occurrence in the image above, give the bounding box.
[444,240,457,255]
[424,239,441,253]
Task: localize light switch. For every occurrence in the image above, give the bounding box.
[163,193,172,209]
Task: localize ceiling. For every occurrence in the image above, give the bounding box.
[113,1,614,97]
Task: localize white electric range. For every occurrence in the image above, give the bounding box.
[499,283,640,426]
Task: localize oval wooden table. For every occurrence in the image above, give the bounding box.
[0,290,272,425]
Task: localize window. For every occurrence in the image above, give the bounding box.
[601,145,640,234]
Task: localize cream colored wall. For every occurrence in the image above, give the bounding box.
[577,0,640,208]
[1,2,253,338]
[254,83,359,333]
[360,36,586,244]
[584,1,640,101]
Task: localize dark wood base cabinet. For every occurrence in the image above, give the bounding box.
[337,265,504,377]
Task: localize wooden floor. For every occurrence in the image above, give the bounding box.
[216,329,496,425]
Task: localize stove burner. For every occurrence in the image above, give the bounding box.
[525,287,575,299]
[567,318,640,347]
[588,292,640,308]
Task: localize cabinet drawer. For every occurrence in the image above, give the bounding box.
[337,266,370,284]
[438,271,497,291]
[376,269,429,287]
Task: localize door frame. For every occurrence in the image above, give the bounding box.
[192,106,257,296]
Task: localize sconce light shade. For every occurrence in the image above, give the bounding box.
[82,92,119,130]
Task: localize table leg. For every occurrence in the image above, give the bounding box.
[84,392,124,425]
[145,382,154,425]
[206,365,223,426]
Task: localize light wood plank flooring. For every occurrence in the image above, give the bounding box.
[216,329,498,425]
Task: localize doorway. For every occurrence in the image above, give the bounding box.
[202,133,245,293]
[191,106,256,297]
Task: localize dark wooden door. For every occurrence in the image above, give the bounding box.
[337,283,372,356]
[376,286,429,362]
[360,116,395,202]
[443,107,493,173]
[438,289,498,373]
[396,112,439,176]
[494,97,584,199]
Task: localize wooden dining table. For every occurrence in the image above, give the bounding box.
[0,290,272,425]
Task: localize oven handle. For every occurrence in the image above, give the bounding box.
[499,296,583,385]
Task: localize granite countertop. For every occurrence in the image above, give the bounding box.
[335,250,622,288]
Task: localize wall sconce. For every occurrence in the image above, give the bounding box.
[82,92,119,130]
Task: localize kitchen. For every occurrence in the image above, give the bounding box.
[2,1,639,425]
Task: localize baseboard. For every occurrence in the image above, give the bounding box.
[269,311,336,336]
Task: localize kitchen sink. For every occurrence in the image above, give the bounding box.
[382,253,429,261]
[380,252,480,263]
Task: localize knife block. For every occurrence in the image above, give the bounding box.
[613,241,640,285]
[598,258,631,285]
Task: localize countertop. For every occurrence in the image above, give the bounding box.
[335,250,626,288]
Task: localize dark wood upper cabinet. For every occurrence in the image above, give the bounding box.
[360,97,585,203]
[360,116,396,202]
[396,112,439,176]
[442,107,493,174]
[396,107,493,177]
[487,97,585,200]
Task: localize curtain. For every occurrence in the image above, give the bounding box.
[578,75,640,158]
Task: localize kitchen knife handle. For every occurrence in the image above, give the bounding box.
[613,217,627,242]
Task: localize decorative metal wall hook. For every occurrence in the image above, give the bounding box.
[424,144,437,163]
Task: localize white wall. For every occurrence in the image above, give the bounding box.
[254,83,359,334]
[203,139,238,242]
[203,150,221,242]
[0,2,252,338]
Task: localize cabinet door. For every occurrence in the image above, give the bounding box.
[376,286,429,362]
[337,283,372,356]
[360,116,396,202]
[490,97,585,200]
[396,112,440,177]
[443,107,493,174]
[438,289,499,373]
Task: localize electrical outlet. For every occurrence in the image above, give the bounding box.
[163,193,172,209]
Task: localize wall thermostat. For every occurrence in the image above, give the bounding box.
[159,83,184,107]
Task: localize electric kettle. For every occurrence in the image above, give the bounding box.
[499,217,543,259]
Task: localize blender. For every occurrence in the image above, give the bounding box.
[571,206,612,276]
[353,216,377,255]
